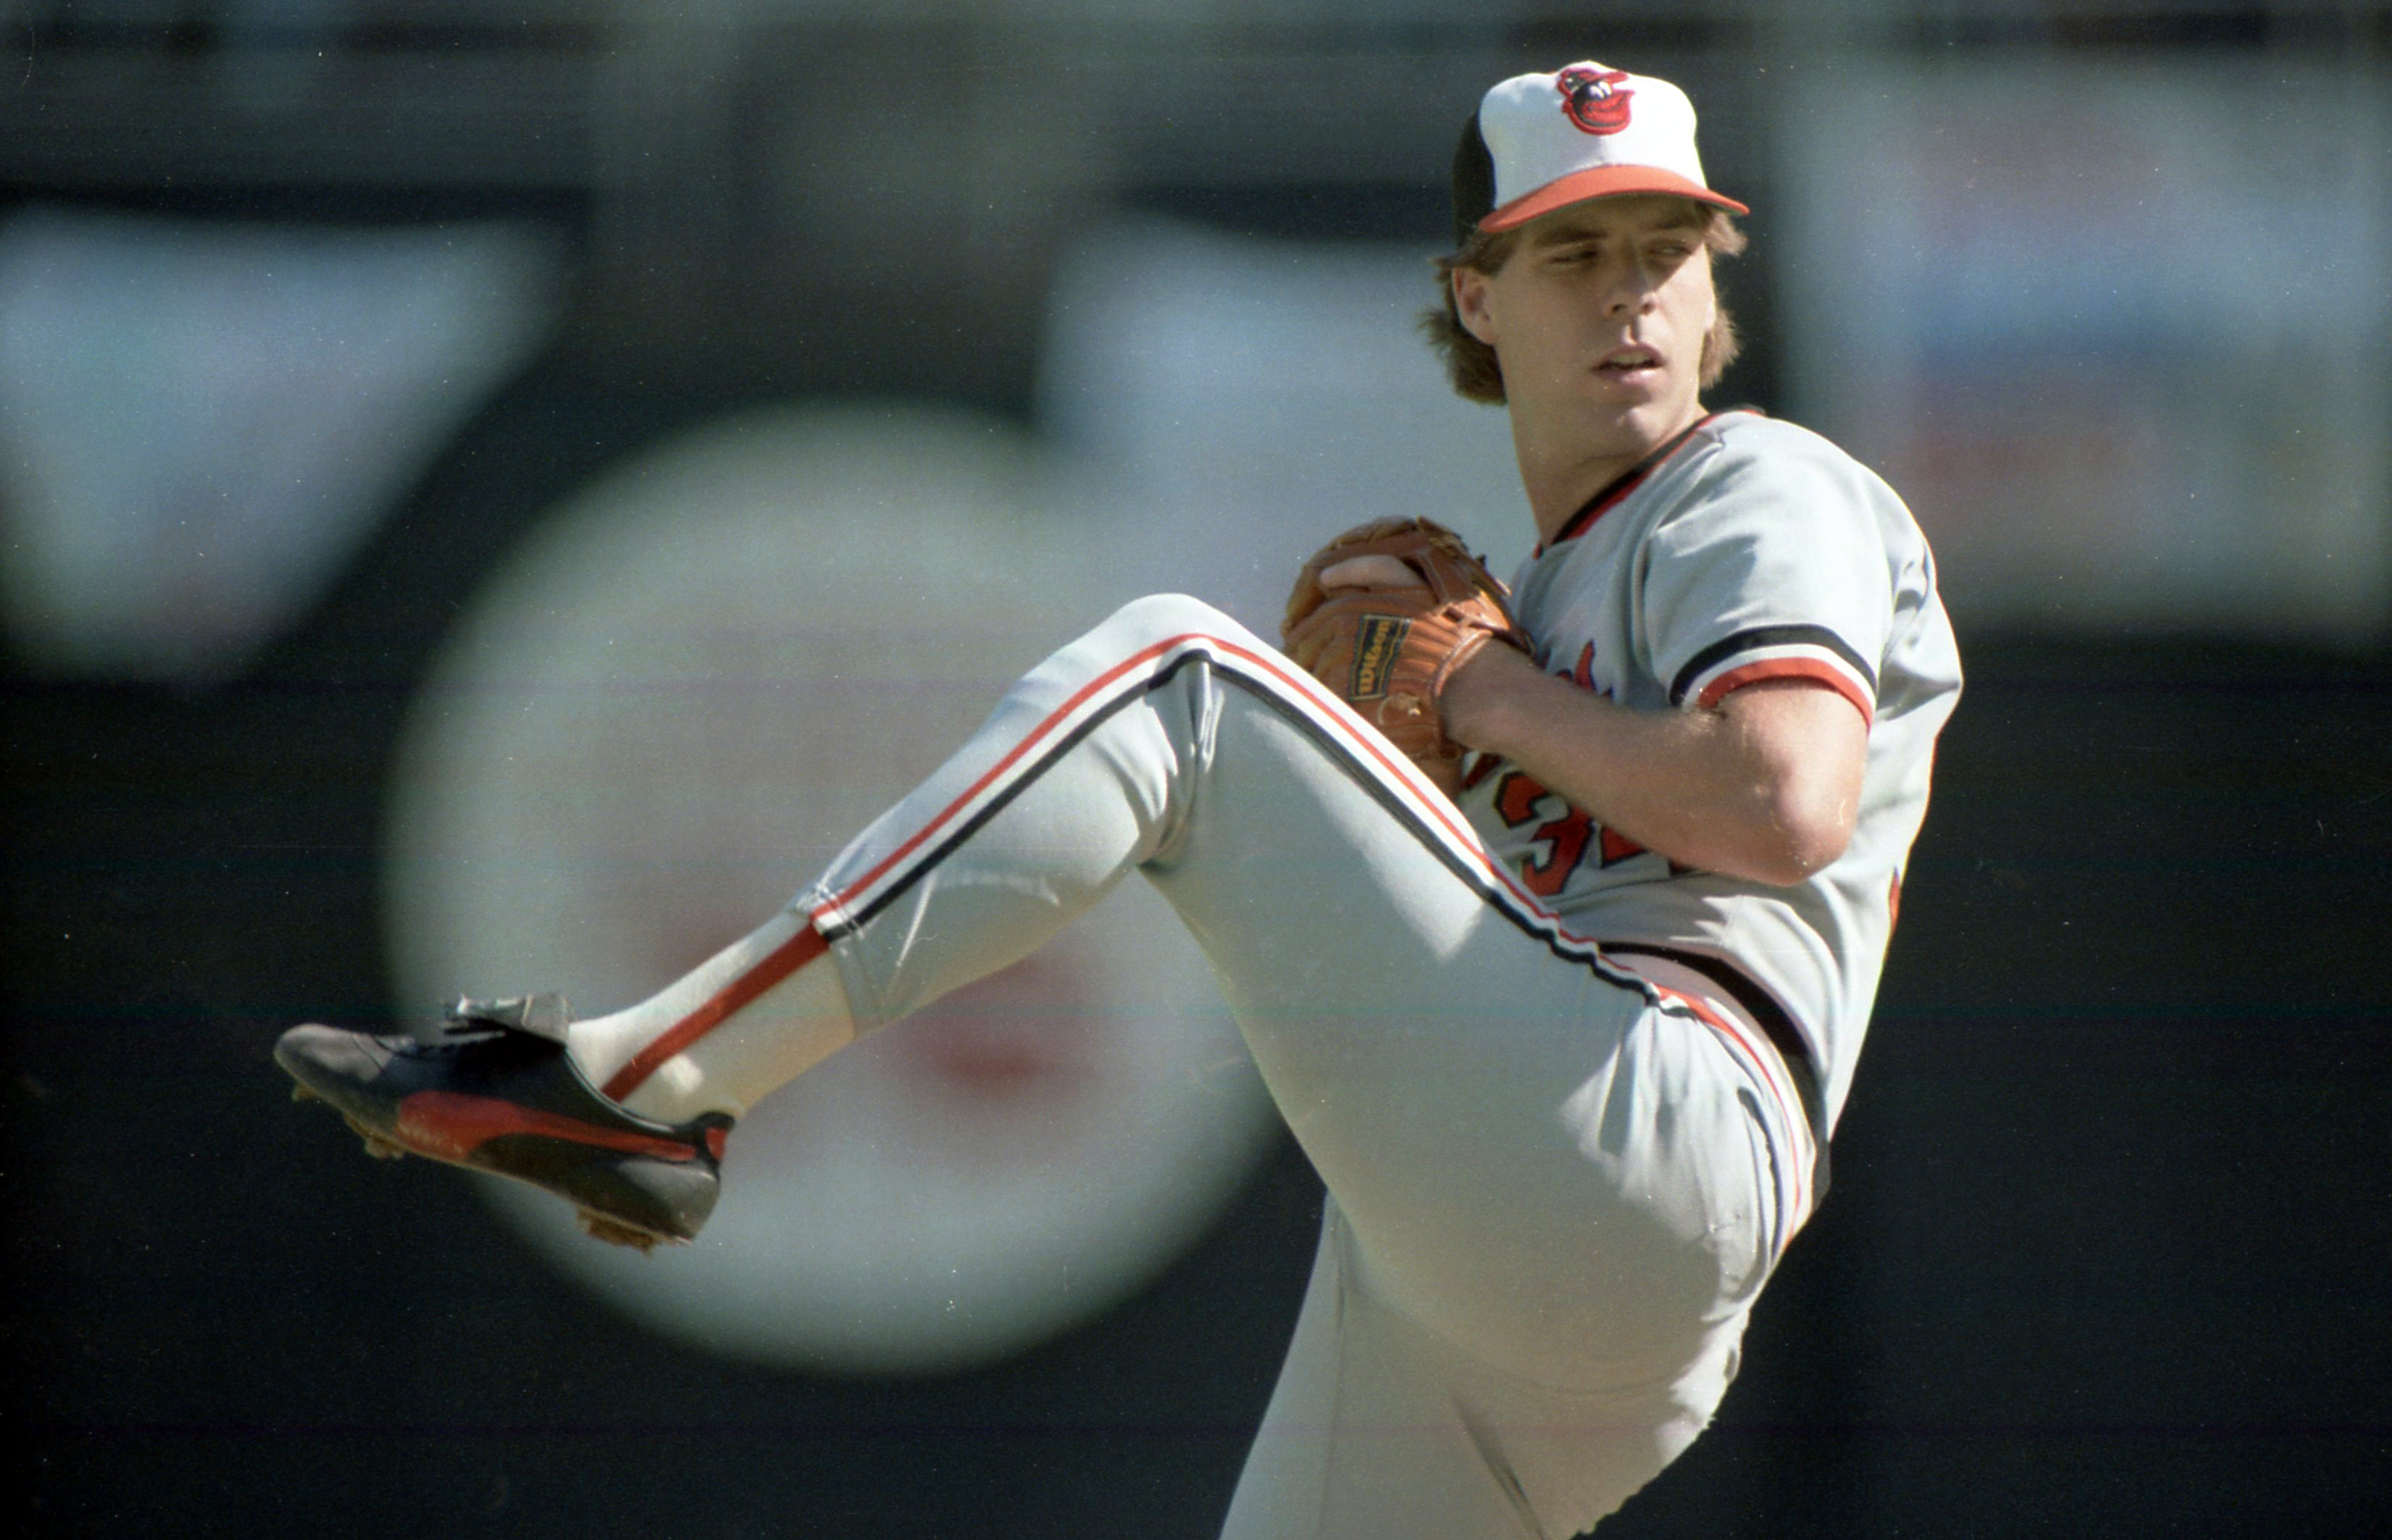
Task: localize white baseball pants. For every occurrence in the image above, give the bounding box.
[794,594,1815,1539]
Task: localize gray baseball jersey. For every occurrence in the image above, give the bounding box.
[1457,408,1962,1130]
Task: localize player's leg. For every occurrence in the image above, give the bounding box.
[564,907,851,1123]
[1214,968,1808,1538]
[1220,1202,1750,1540]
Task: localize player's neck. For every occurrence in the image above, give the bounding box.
[1512,401,1707,545]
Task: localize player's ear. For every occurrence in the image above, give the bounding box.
[1452,267,1498,348]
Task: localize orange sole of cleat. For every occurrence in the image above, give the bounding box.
[290,1083,320,1103]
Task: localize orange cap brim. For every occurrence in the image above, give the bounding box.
[1480,164,1749,231]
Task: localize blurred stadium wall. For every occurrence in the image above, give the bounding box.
[4,4,2387,1537]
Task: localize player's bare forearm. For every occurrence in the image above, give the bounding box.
[1442,644,1868,885]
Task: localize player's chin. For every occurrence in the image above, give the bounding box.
[1574,387,1693,451]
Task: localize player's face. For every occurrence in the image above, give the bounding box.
[1455,195,1718,470]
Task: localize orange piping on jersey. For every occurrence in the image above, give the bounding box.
[1694,657,1874,726]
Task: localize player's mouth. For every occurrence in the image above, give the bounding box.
[1596,345,1662,376]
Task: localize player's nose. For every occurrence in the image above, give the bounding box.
[1605,285,1657,317]
[1603,266,1661,314]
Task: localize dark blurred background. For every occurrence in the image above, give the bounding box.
[5,2,2388,1536]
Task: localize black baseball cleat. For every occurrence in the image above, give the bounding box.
[274,993,731,1253]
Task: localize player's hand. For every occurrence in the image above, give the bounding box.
[1280,518,1528,776]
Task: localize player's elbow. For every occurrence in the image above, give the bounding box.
[1758,791,1856,885]
[1723,780,1855,887]
[1758,825,1850,886]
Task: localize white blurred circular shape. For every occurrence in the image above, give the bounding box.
[383,402,1275,1374]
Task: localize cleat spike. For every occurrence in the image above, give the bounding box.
[290,1083,320,1103]
[343,1114,408,1160]
[579,1210,665,1253]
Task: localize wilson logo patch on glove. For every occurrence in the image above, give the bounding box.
[1351,615,1411,699]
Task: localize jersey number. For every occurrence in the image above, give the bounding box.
[1491,770,1645,897]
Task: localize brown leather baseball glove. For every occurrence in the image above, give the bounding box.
[1280,517,1529,766]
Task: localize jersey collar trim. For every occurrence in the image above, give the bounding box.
[1537,408,1751,555]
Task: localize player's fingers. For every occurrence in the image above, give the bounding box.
[1283,608,1352,676]
[1319,554,1428,592]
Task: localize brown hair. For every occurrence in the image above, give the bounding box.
[1419,206,1748,405]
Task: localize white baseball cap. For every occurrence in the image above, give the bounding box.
[1451,63,1747,244]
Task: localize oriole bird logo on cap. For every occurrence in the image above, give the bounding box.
[1556,67,1634,135]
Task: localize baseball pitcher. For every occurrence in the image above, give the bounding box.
[279,62,1960,1538]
